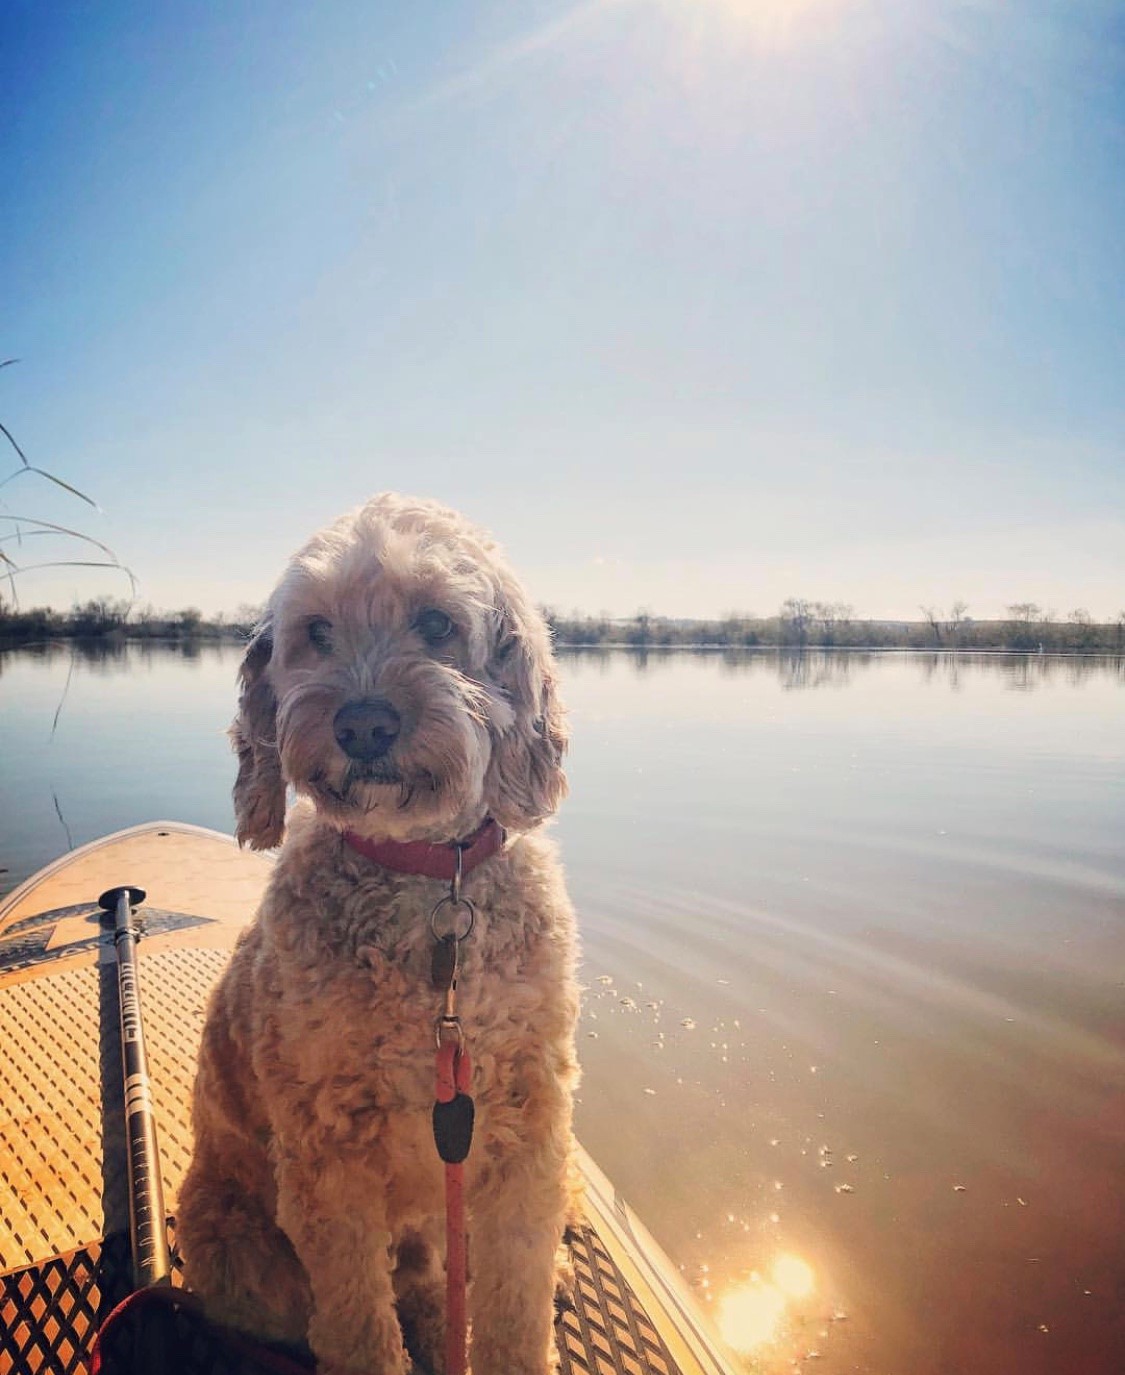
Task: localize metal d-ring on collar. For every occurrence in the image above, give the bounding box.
[429,843,476,944]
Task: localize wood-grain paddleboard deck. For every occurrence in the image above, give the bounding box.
[0,822,738,1375]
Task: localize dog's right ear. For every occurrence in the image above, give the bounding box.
[230,617,286,849]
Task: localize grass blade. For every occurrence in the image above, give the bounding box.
[6,559,138,596]
[0,420,30,468]
[50,649,79,741]
[0,464,101,509]
[0,517,120,560]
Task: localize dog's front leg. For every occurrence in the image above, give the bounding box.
[274,1150,408,1375]
[467,1130,569,1375]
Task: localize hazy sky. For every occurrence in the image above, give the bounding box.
[3,0,1123,621]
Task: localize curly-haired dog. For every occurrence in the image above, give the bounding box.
[177,495,579,1375]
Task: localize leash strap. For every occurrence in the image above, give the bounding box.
[434,1040,473,1375]
[431,844,475,1375]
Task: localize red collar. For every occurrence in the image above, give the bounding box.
[342,818,506,882]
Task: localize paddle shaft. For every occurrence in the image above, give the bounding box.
[102,886,172,1289]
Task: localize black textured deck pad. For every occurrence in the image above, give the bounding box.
[1,1220,683,1375]
[557,1223,678,1375]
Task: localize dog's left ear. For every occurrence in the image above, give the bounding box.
[230,615,286,849]
[484,579,568,831]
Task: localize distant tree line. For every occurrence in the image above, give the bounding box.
[0,597,261,644]
[542,600,1125,654]
[2,596,1123,654]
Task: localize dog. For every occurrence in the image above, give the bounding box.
[177,494,580,1375]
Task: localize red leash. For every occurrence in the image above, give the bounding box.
[434,1038,473,1375]
[350,831,495,1375]
[429,842,478,1375]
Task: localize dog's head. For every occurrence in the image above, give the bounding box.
[231,494,567,848]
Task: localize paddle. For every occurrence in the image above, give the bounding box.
[92,885,181,1373]
[98,885,172,1291]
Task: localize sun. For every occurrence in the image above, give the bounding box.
[686,0,842,47]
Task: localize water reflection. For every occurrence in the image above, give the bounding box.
[0,635,233,678]
[4,640,1122,692]
[559,646,1125,691]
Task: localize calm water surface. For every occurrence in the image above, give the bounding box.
[2,643,1124,1375]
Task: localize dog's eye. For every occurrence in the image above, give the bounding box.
[307,617,334,654]
[415,609,455,645]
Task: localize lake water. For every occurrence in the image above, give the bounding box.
[2,643,1124,1374]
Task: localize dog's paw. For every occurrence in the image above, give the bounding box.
[398,1288,445,1375]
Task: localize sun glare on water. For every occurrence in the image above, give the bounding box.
[715,1254,816,1354]
[772,1253,815,1298]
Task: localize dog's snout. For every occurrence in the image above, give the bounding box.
[333,699,401,761]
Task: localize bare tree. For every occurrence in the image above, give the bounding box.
[835,602,854,636]
[1068,607,1093,651]
[920,605,942,647]
[920,603,970,649]
[779,598,812,648]
[70,596,130,636]
[947,601,969,648]
[811,601,853,646]
[628,608,652,647]
[1005,603,1045,651]
[1007,603,1043,624]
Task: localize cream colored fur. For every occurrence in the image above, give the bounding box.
[177,495,580,1375]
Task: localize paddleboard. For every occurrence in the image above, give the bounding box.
[0,822,739,1375]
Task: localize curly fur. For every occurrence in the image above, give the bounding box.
[178,495,580,1374]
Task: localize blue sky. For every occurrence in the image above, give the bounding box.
[3,0,1122,620]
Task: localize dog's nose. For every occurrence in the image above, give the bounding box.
[333,699,401,761]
